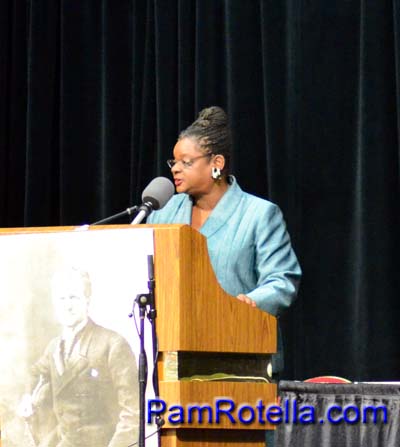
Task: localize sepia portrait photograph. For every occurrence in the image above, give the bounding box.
[0,227,156,447]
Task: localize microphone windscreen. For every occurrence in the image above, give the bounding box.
[141,177,175,210]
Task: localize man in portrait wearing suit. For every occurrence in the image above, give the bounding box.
[18,267,139,447]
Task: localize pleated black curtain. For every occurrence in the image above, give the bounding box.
[1,0,399,381]
[276,381,400,447]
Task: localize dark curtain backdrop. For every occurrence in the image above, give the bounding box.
[276,381,400,446]
[1,1,399,381]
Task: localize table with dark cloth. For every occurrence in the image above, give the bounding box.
[275,380,400,447]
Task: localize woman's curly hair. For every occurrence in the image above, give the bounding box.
[179,106,232,175]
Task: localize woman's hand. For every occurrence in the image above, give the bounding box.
[236,294,257,308]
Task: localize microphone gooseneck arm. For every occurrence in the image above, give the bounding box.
[89,176,174,226]
[91,206,139,225]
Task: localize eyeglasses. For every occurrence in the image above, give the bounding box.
[166,154,211,169]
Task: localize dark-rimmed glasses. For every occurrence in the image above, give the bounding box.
[166,154,211,169]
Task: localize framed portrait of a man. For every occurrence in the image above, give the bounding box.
[0,227,156,447]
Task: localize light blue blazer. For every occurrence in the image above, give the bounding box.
[148,177,301,371]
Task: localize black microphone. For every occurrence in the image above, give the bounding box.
[131,177,175,224]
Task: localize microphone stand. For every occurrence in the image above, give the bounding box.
[131,255,163,447]
[146,255,164,445]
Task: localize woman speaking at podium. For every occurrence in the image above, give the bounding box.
[147,105,301,446]
[148,105,301,370]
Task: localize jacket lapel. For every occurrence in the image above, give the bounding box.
[172,176,244,237]
[52,321,94,396]
[172,195,192,224]
[200,177,244,238]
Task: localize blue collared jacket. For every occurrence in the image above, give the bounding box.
[148,177,301,370]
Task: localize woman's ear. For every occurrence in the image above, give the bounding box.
[212,154,226,171]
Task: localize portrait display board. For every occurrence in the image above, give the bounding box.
[0,227,157,447]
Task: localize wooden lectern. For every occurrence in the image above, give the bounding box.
[150,224,277,447]
[0,224,277,447]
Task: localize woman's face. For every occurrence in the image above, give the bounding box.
[170,138,215,196]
